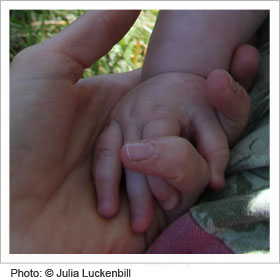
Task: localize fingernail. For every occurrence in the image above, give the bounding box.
[98,200,112,215]
[162,195,178,211]
[126,141,155,161]
[224,70,240,94]
[232,81,241,94]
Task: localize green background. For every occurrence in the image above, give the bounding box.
[10,10,158,77]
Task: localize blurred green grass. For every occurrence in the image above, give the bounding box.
[10,10,158,77]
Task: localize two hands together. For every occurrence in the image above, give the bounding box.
[10,11,259,253]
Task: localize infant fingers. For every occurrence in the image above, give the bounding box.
[125,168,154,233]
[193,113,229,189]
[206,69,251,146]
[123,127,155,233]
[229,44,260,90]
[145,175,180,211]
[93,120,123,217]
[142,118,182,211]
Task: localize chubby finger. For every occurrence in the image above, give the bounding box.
[123,127,154,233]
[125,169,154,233]
[144,175,180,211]
[120,136,210,195]
[206,69,251,145]
[229,44,260,90]
[93,120,123,217]
[193,113,229,189]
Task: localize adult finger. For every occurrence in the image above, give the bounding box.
[44,10,140,67]
[120,136,210,195]
[11,11,140,83]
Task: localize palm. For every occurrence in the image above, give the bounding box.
[10,58,150,253]
[9,11,155,253]
[10,11,216,254]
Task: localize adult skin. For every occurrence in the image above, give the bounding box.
[10,10,257,253]
[10,11,208,253]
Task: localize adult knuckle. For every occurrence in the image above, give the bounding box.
[11,46,37,66]
[150,103,165,115]
[99,12,122,44]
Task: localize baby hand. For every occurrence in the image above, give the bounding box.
[93,69,251,233]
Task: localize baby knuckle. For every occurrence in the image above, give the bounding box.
[169,170,186,187]
[94,143,114,159]
[129,192,147,202]
[209,146,230,161]
[96,172,112,186]
[156,189,174,204]
[110,106,133,125]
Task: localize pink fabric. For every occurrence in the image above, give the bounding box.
[146,213,233,254]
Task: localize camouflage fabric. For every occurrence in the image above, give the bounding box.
[190,20,270,254]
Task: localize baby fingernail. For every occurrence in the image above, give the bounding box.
[126,142,155,161]
[162,195,178,211]
[98,201,111,216]
[232,80,241,94]
[224,71,241,94]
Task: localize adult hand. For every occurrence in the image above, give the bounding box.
[10,10,209,253]
[10,9,258,253]
[10,10,149,253]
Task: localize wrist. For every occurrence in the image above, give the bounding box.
[141,70,206,84]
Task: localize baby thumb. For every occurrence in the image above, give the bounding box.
[206,69,251,146]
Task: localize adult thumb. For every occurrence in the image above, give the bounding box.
[120,136,210,195]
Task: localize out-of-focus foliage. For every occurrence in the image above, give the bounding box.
[10,10,158,77]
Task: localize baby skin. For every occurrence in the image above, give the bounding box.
[93,10,267,233]
[93,45,258,233]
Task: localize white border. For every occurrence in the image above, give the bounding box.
[1,1,279,263]
[0,1,279,10]
[268,0,280,263]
